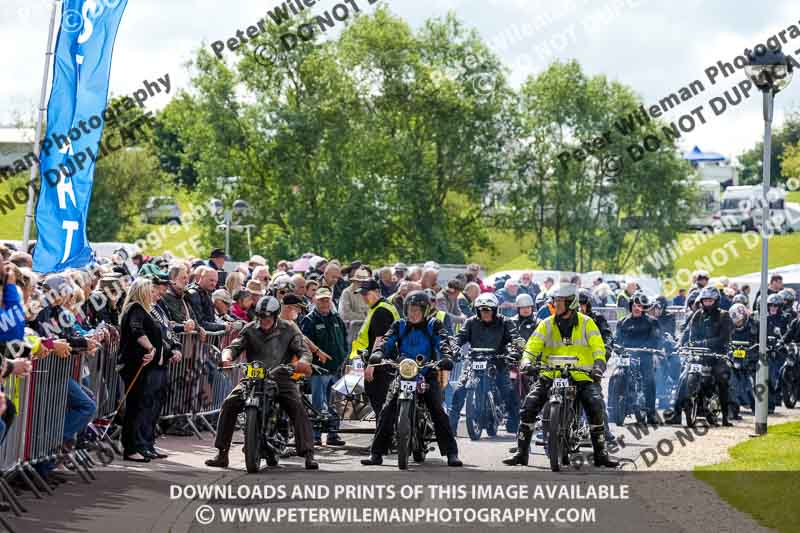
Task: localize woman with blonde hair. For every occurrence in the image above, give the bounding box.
[224,270,246,295]
[118,277,174,462]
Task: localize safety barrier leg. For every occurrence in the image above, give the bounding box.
[71,452,95,481]
[194,414,216,435]
[0,478,25,516]
[0,513,18,533]
[77,449,96,469]
[61,454,90,484]
[19,465,47,498]
[183,417,203,440]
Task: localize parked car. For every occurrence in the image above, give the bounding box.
[142,196,182,224]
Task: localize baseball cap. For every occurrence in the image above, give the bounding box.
[44,275,69,294]
[212,289,233,304]
[355,279,380,294]
[315,287,333,299]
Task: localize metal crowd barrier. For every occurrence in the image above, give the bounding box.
[159,328,240,438]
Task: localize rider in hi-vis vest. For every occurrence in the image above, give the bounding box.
[503,283,619,468]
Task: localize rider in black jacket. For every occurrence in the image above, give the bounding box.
[578,289,616,442]
[666,287,733,426]
[729,303,757,420]
[448,293,521,435]
[614,291,662,424]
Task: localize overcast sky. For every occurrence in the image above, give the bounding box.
[2,0,799,162]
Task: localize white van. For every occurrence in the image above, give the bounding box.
[687,180,721,230]
[719,186,789,233]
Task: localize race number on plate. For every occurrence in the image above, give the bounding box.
[689,364,703,373]
[399,380,417,393]
[472,360,487,370]
[246,367,265,379]
[553,378,569,389]
[733,349,746,359]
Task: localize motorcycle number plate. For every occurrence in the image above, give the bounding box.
[733,349,746,359]
[472,361,487,370]
[689,364,703,373]
[246,367,266,379]
[552,378,569,389]
[399,380,417,393]
[617,357,630,367]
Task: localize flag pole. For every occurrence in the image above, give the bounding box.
[23,0,62,250]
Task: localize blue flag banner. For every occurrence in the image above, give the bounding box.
[33,0,128,273]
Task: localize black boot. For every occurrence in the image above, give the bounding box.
[447,453,463,467]
[591,433,619,468]
[502,426,532,466]
[361,454,383,466]
[721,409,733,427]
[305,451,319,470]
[205,449,229,468]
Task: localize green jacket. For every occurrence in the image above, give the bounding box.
[300,308,348,373]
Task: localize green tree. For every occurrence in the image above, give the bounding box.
[739,109,800,185]
[502,61,693,275]
[161,7,514,263]
[87,96,164,241]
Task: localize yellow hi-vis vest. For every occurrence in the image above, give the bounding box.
[349,300,400,359]
[522,312,606,382]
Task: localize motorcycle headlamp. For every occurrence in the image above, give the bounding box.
[398,358,419,379]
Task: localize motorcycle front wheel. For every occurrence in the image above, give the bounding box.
[244,407,262,474]
[465,389,483,441]
[397,400,413,470]
[782,380,798,408]
[547,401,564,472]
[608,375,626,426]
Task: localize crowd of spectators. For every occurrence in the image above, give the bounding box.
[2,235,797,479]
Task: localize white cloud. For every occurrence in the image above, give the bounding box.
[2,0,799,161]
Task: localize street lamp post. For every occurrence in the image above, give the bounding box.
[744,46,794,435]
[209,197,256,259]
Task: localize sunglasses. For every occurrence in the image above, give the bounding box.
[478,307,493,312]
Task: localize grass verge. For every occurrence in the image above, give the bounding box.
[694,421,800,533]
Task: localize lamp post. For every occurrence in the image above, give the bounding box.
[209,197,256,259]
[744,46,794,435]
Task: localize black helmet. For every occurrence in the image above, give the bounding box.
[698,286,720,302]
[732,294,748,306]
[254,295,281,319]
[404,290,431,319]
[655,295,668,311]
[630,290,652,310]
[767,293,784,307]
[778,288,795,306]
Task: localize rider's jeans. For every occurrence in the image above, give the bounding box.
[370,371,457,456]
[637,353,656,416]
[214,370,314,457]
[311,374,340,438]
[768,354,784,410]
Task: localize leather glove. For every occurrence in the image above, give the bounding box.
[368,353,383,366]
[437,358,454,371]
[591,359,606,383]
